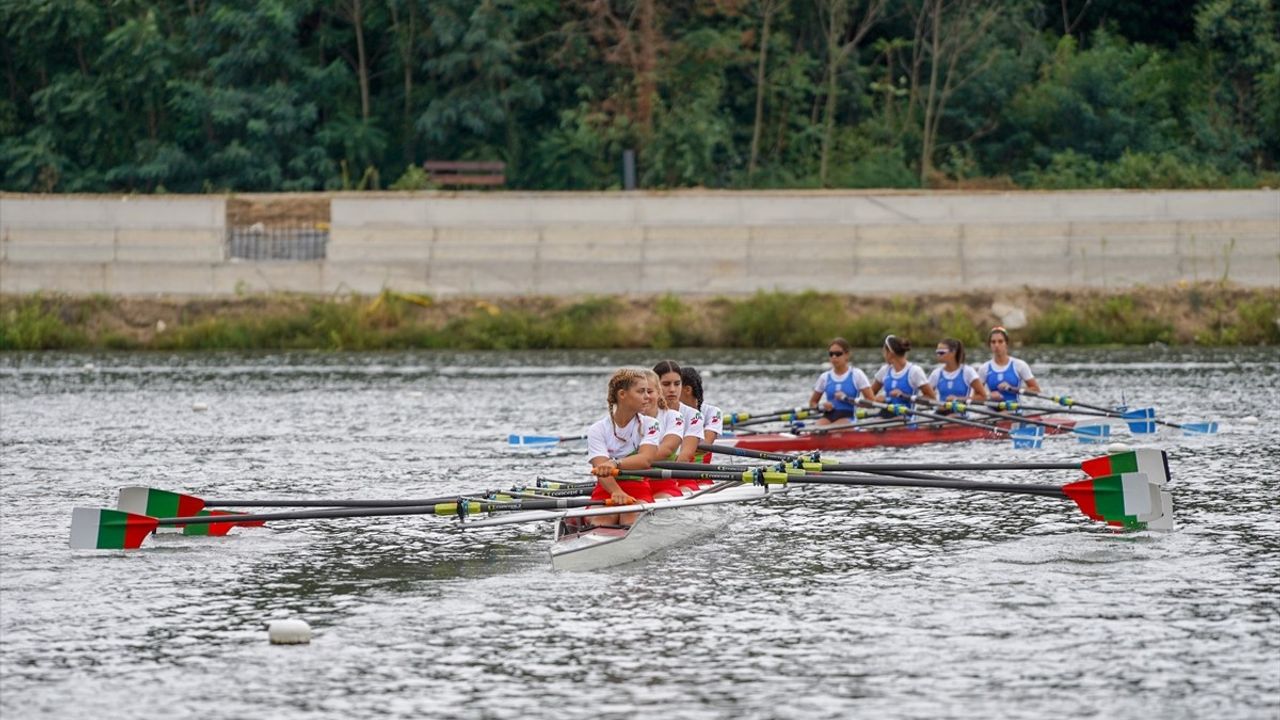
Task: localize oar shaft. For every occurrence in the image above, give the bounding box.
[154,497,600,526]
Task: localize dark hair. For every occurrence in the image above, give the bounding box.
[939,337,965,365]
[828,337,852,354]
[680,366,704,407]
[652,359,682,378]
[988,326,1010,344]
[883,334,911,356]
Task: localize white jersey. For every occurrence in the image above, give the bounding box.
[928,365,981,399]
[677,402,705,439]
[976,358,1035,388]
[873,363,930,391]
[700,402,723,436]
[655,407,684,440]
[586,414,661,462]
[813,367,871,395]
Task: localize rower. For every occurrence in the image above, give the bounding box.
[928,338,988,410]
[653,360,705,461]
[869,334,937,414]
[640,368,687,500]
[587,368,663,525]
[679,365,722,447]
[978,326,1041,403]
[808,337,875,426]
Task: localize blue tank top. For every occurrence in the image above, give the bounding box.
[984,361,1022,396]
[823,370,859,412]
[934,368,970,400]
[883,364,919,409]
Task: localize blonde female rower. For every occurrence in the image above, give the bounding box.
[587,369,663,525]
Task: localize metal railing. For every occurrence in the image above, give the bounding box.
[227,223,329,261]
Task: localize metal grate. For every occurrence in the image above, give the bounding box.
[227,223,329,261]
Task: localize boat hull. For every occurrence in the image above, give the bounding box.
[548,484,784,571]
[722,416,1078,453]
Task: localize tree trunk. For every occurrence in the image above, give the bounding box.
[749,1,777,181]
[353,0,370,121]
[637,0,657,138]
[920,0,941,185]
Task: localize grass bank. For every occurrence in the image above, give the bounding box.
[1,285,1277,352]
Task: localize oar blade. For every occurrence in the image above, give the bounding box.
[1071,421,1111,444]
[1179,421,1218,434]
[181,510,250,537]
[1121,408,1158,434]
[71,508,159,550]
[1081,449,1169,486]
[118,487,205,518]
[1010,425,1044,450]
[507,434,561,446]
[1062,473,1154,525]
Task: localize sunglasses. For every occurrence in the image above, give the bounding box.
[828,351,845,357]
[935,349,949,355]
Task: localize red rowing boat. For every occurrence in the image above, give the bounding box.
[720,416,1078,453]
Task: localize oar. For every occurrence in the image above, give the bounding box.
[612,467,1171,530]
[725,407,821,426]
[915,397,1110,444]
[117,484,595,519]
[855,399,1046,448]
[1020,390,1218,434]
[507,433,588,448]
[72,495,605,550]
[695,442,1170,487]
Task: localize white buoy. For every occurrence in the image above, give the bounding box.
[1241,416,1259,425]
[83,363,96,371]
[268,619,312,645]
[1106,442,1132,454]
[191,402,209,412]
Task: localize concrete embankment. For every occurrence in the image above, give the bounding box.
[1,190,1276,296]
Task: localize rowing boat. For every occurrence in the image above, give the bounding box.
[458,482,789,571]
[721,415,1080,453]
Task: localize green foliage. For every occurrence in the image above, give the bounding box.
[0,297,87,350]
[724,291,846,348]
[0,1,1275,192]
[1027,297,1174,345]
[389,165,432,191]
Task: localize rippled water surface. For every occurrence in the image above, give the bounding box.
[1,347,1277,719]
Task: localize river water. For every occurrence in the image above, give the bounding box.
[1,347,1276,719]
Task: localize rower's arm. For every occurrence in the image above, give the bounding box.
[918,383,938,400]
[808,390,823,408]
[614,443,658,471]
[969,377,989,401]
[1025,377,1042,394]
[676,435,699,463]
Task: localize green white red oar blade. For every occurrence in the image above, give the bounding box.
[1062,473,1154,525]
[118,487,205,518]
[1080,449,1169,486]
[70,508,159,550]
[181,510,260,536]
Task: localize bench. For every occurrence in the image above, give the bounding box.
[422,160,506,187]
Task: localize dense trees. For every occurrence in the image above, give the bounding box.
[1,0,1275,192]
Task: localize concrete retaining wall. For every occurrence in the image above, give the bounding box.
[2,190,1276,296]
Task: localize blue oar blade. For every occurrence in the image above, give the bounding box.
[1179,421,1218,434]
[1073,423,1111,444]
[508,434,562,446]
[1122,407,1158,434]
[1010,425,1043,450]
